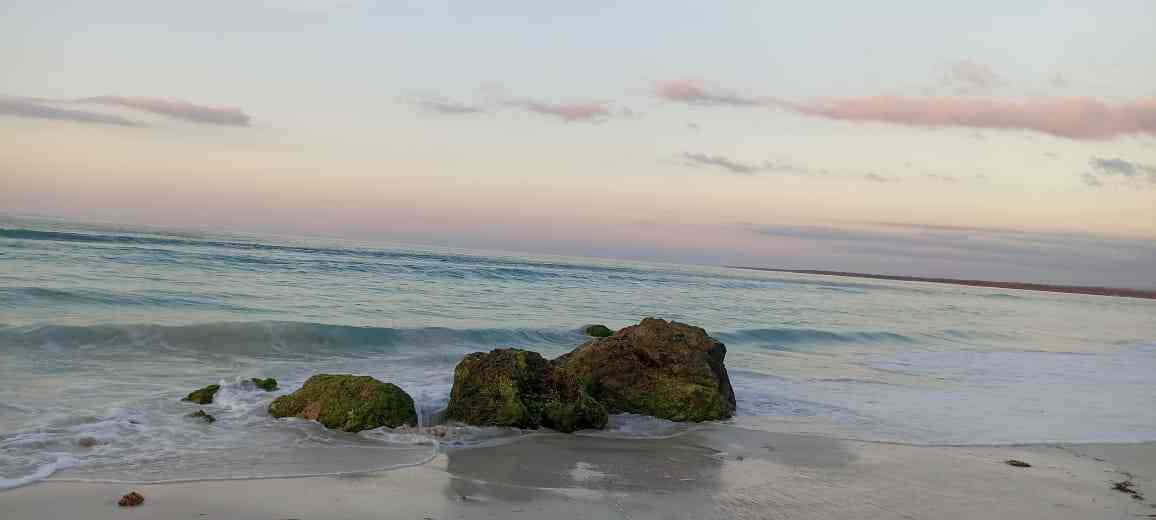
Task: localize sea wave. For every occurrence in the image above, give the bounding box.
[715,328,917,346]
[0,321,585,356]
[0,227,649,281]
[0,321,958,357]
[0,286,260,312]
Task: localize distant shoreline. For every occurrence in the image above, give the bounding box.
[730,267,1156,300]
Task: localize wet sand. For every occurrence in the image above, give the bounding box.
[2,425,1153,519]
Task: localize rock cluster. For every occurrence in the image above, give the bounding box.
[445,318,735,430]
[254,318,734,435]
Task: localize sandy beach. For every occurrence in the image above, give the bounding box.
[3,424,1152,519]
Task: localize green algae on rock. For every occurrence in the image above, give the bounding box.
[555,317,736,422]
[581,324,614,338]
[182,384,220,405]
[267,374,416,432]
[250,377,278,391]
[445,348,607,433]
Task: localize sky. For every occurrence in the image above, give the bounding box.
[2,1,1155,287]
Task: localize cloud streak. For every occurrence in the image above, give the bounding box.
[655,80,763,106]
[0,97,143,127]
[412,92,619,122]
[943,60,1000,93]
[513,100,612,122]
[409,95,486,114]
[77,96,251,126]
[656,79,1156,140]
[1084,157,1156,187]
[681,152,761,174]
[744,222,1156,285]
[774,96,1156,140]
[680,152,912,183]
[924,173,960,183]
[864,173,898,183]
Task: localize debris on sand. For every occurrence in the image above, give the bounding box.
[118,491,144,507]
[1112,479,1144,500]
[1004,459,1031,468]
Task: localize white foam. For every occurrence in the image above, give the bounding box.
[0,455,77,490]
[577,414,695,439]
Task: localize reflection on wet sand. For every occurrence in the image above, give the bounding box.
[443,425,853,514]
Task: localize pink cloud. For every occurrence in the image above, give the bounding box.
[655,79,763,106]
[516,100,612,121]
[77,96,251,126]
[775,96,1156,140]
[0,96,143,127]
[656,80,1156,139]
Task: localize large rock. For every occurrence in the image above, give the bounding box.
[268,374,417,432]
[445,349,607,433]
[555,318,736,422]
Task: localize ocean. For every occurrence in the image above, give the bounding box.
[2,216,1154,490]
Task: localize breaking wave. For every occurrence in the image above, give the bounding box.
[0,322,585,357]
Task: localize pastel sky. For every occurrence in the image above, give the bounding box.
[3,1,1155,286]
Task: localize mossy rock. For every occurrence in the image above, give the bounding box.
[555,317,736,422]
[187,409,216,424]
[267,374,416,432]
[581,324,614,338]
[445,348,607,433]
[250,377,278,391]
[182,384,220,405]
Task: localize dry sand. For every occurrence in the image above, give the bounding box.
[2,425,1153,519]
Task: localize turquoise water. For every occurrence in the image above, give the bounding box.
[2,216,1155,489]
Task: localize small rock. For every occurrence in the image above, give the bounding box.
[118,491,144,507]
[77,437,98,448]
[187,410,215,424]
[250,377,278,391]
[1005,459,1031,468]
[580,324,614,338]
[182,384,220,405]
